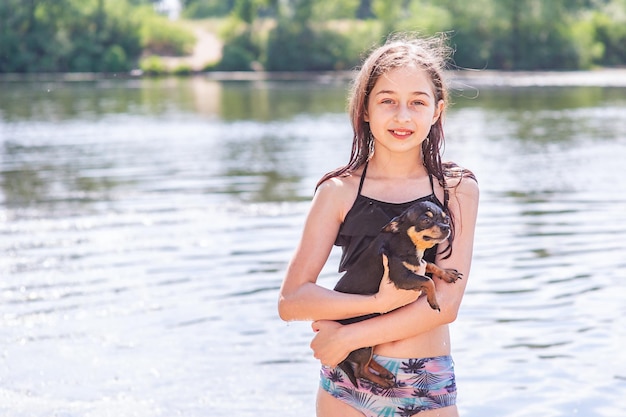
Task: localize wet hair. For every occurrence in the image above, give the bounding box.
[317,33,475,257]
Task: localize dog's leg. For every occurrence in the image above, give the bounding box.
[338,360,359,388]
[343,347,396,389]
[418,277,440,311]
[426,262,463,283]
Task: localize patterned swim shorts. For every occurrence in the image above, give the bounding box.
[320,354,456,417]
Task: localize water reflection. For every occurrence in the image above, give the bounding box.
[0,77,349,121]
[452,86,626,144]
[0,77,355,206]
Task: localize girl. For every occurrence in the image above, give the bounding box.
[278,34,479,417]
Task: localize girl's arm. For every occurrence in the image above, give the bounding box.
[310,177,479,365]
[278,177,420,322]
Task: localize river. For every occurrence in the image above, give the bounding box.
[1,72,625,416]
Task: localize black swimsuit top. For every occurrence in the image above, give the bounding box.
[334,164,448,273]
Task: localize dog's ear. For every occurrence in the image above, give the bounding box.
[382,219,400,233]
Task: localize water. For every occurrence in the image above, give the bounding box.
[0,74,625,417]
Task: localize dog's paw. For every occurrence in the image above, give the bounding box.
[442,269,463,283]
[374,374,396,389]
[427,299,441,312]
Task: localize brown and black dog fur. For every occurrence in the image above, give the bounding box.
[333,200,462,388]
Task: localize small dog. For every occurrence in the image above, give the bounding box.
[333,200,462,388]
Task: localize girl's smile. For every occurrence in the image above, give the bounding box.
[389,128,414,139]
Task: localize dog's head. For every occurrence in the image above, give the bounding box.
[382,201,451,251]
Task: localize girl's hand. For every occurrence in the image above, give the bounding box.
[374,254,424,314]
[311,320,352,367]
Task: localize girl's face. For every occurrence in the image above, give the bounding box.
[365,65,444,157]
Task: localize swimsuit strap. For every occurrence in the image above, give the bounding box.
[357,163,368,196]
[429,173,450,210]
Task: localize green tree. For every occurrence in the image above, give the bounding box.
[372,0,404,34]
[592,9,626,65]
[311,0,360,20]
[0,0,143,72]
[181,0,235,18]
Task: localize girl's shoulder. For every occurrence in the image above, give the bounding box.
[316,169,360,198]
[313,168,360,223]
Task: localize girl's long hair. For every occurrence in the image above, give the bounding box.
[316,33,475,257]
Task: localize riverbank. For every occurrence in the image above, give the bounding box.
[2,68,626,87]
[449,67,626,88]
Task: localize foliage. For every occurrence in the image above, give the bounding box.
[102,44,130,72]
[181,0,236,18]
[207,0,626,71]
[591,11,626,65]
[2,0,626,73]
[139,55,166,75]
[205,15,262,71]
[0,0,193,73]
[172,63,193,75]
[265,22,352,71]
[212,1,367,71]
[0,0,140,72]
[396,2,454,35]
[311,0,361,20]
[213,38,258,71]
[134,6,195,55]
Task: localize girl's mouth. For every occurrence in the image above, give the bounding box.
[390,129,414,139]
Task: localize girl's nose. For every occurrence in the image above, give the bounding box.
[394,104,411,122]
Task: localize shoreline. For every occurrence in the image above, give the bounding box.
[1,68,626,87]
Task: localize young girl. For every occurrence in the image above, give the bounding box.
[278,34,479,417]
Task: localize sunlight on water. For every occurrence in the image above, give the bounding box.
[0,76,625,416]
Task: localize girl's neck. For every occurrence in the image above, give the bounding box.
[367,153,428,179]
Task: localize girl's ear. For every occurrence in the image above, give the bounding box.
[431,99,445,125]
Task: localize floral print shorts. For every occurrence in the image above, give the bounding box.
[320,354,456,417]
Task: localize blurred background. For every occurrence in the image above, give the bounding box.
[1,0,626,74]
[1,1,625,417]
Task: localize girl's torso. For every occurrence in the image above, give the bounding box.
[334,164,452,358]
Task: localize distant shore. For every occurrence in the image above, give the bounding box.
[448,68,626,88]
[1,68,626,87]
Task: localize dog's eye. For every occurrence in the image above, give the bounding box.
[419,215,433,226]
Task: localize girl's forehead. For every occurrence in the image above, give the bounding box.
[373,66,435,95]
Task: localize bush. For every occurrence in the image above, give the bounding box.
[102,45,130,72]
[140,55,167,75]
[569,19,604,69]
[182,0,235,19]
[172,63,193,75]
[0,0,144,73]
[214,43,256,71]
[210,17,263,71]
[592,12,626,66]
[136,6,196,55]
